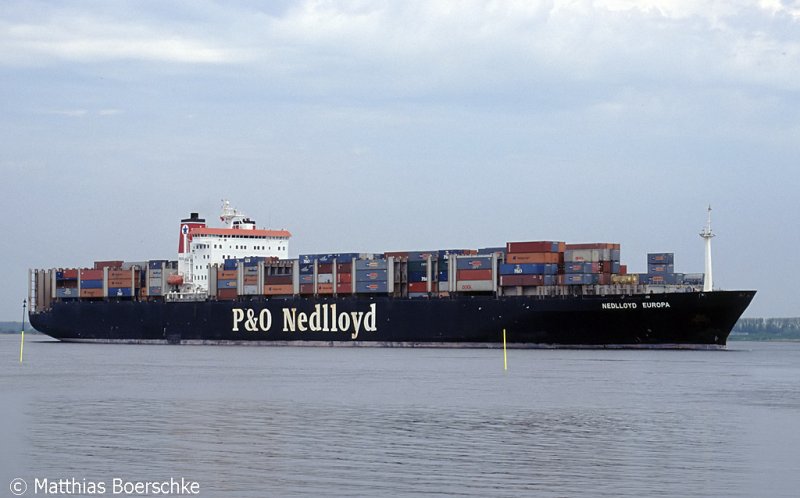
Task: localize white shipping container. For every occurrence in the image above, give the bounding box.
[456,280,494,292]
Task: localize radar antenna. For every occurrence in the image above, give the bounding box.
[699,205,715,292]
[220,199,247,228]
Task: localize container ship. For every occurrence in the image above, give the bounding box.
[28,202,755,348]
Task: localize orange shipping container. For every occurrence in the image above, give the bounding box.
[79,288,104,298]
[217,270,237,279]
[264,284,294,295]
[243,275,258,285]
[107,279,133,288]
[317,283,334,294]
[337,273,352,284]
[504,252,561,264]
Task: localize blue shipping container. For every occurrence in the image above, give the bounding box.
[408,251,437,262]
[456,256,493,270]
[478,247,505,255]
[356,281,388,293]
[407,271,428,282]
[562,274,598,285]
[300,274,313,284]
[499,263,558,275]
[648,264,675,274]
[149,286,162,296]
[80,279,103,289]
[56,288,79,298]
[108,287,133,297]
[407,261,429,272]
[438,271,449,281]
[356,269,388,282]
[647,253,675,265]
[217,279,237,289]
[356,259,388,271]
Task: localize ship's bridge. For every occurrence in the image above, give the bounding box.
[182,201,291,291]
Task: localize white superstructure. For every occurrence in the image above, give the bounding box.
[177,200,291,292]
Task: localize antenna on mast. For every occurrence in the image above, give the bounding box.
[699,205,715,292]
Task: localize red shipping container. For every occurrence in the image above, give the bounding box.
[299,284,314,294]
[243,275,258,284]
[264,275,292,285]
[217,288,238,300]
[506,241,563,253]
[383,251,409,259]
[337,273,352,284]
[337,283,352,293]
[63,269,79,279]
[619,265,627,275]
[408,282,428,292]
[505,252,561,264]
[457,269,493,281]
[337,263,352,274]
[318,263,333,273]
[500,274,545,286]
[94,260,123,270]
[80,269,104,280]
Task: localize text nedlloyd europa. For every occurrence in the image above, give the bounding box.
[601,301,671,310]
[232,303,377,339]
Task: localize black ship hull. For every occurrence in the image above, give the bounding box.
[29,290,755,349]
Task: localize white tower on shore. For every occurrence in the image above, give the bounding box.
[700,205,715,292]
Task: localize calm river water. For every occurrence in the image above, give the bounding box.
[1,335,798,497]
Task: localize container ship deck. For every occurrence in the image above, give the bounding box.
[28,202,755,348]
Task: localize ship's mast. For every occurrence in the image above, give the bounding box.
[220,199,246,228]
[700,205,715,292]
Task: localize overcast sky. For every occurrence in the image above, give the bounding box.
[1,0,798,320]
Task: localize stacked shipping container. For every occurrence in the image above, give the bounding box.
[45,241,705,303]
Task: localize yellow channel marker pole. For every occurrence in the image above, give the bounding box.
[19,299,27,364]
[503,328,507,371]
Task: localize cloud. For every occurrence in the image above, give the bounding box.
[39,108,123,117]
[0,13,245,65]
[0,1,797,97]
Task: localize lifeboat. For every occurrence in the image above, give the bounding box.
[166,274,184,286]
